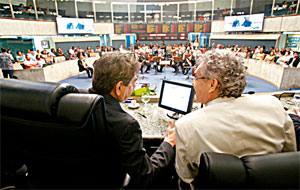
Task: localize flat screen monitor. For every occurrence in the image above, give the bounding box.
[224,13,264,31]
[56,17,95,34]
[158,80,195,115]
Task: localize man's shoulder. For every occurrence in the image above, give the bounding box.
[236,95,282,108]
[176,109,207,131]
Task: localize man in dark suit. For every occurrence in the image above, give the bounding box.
[287,52,299,68]
[89,53,175,188]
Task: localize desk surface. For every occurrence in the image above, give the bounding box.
[122,103,169,139]
[122,102,202,139]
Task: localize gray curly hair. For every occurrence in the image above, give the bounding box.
[195,50,247,98]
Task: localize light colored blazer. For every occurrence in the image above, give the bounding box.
[175,95,297,184]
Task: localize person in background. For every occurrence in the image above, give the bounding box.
[77,52,93,78]
[16,51,25,63]
[287,52,299,68]
[36,54,46,68]
[23,54,38,69]
[68,46,76,60]
[255,47,266,61]
[264,51,276,63]
[56,48,65,57]
[88,53,175,188]
[172,50,296,188]
[0,48,14,78]
[28,49,36,61]
[276,51,291,66]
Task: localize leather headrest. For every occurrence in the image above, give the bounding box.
[57,93,104,124]
[0,79,78,116]
[242,152,300,188]
[196,152,246,188]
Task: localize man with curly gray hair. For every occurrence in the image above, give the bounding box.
[172,50,296,187]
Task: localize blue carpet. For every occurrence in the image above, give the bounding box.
[60,67,280,94]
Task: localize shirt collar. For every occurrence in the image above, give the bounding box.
[206,96,237,107]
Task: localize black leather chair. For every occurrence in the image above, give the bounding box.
[0,79,123,189]
[194,151,300,189]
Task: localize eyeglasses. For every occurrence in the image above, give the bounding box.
[192,76,209,81]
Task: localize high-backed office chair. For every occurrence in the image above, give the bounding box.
[0,79,123,189]
[193,152,300,189]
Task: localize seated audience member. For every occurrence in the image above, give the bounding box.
[35,54,46,67]
[88,53,175,188]
[28,49,36,61]
[287,52,299,68]
[264,51,276,63]
[45,52,54,65]
[276,51,291,66]
[68,46,76,60]
[78,52,93,78]
[56,48,65,57]
[23,54,38,69]
[255,47,266,60]
[172,50,297,187]
[16,51,25,63]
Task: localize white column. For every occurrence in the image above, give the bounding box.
[75,0,78,18]
[128,4,130,22]
[161,4,163,22]
[194,2,196,21]
[212,0,214,20]
[177,3,179,22]
[55,0,58,16]
[9,0,15,18]
[250,0,254,14]
[271,0,276,16]
[93,2,96,22]
[230,0,233,16]
[144,4,146,23]
[296,0,300,14]
[111,3,114,22]
[33,0,38,20]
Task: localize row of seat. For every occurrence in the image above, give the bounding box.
[0,79,122,188]
[1,79,299,189]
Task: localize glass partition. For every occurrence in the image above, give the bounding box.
[77,1,93,19]
[146,4,161,23]
[95,2,111,23]
[112,4,128,23]
[11,0,35,20]
[163,4,177,22]
[36,0,56,21]
[196,1,212,21]
[214,0,231,20]
[0,0,11,18]
[130,4,144,22]
[57,0,76,18]
[179,3,194,21]
[232,0,251,15]
[252,0,273,16]
[273,0,298,16]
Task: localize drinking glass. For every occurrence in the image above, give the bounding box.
[292,93,300,108]
[141,92,150,107]
[149,84,157,94]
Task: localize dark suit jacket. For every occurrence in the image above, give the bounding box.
[89,90,175,188]
[287,57,299,68]
[78,59,86,72]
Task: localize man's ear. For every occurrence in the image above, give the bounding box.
[208,79,219,93]
[114,81,124,98]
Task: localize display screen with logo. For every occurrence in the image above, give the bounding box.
[56,17,95,34]
[224,13,264,32]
